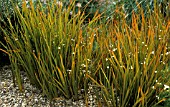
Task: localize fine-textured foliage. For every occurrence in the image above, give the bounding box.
[0,0,170,106]
[121,0,169,24]
[87,14,170,107]
[0,0,21,66]
[1,0,95,100]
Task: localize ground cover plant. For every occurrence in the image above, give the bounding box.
[0,0,170,106]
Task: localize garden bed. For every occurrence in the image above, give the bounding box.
[0,0,170,106]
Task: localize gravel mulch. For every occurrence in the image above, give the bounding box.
[0,65,99,107]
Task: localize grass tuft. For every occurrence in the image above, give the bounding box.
[0,0,169,106]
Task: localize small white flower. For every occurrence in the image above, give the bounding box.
[72,52,75,55]
[15,38,18,41]
[87,70,91,74]
[152,86,155,89]
[109,44,113,47]
[154,71,157,73]
[157,82,162,85]
[71,38,75,41]
[143,61,146,64]
[87,59,91,62]
[164,84,170,90]
[69,11,73,15]
[151,51,154,54]
[156,95,159,99]
[106,58,108,61]
[67,69,72,72]
[113,48,117,52]
[107,66,109,69]
[82,70,86,73]
[67,69,71,74]
[81,64,86,67]
[165,52,170,55]
[58,47,61,49]
[142,42,145,44]
[159,38,162,40]
[76,3,82,8]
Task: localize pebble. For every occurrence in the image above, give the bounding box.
[0,99,2,105]
[0,65,99,107]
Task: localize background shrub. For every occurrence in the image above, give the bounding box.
[122,0,169,24]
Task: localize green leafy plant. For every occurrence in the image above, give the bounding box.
[0,0,169,106]
[0,0,47,66]
[86,4,170,107]
[0,0,21,66]
[0,0,99,100]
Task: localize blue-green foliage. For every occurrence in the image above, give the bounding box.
[122,0,169,24]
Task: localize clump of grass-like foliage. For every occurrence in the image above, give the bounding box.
[0,0,169,106]
[87,9,170,107]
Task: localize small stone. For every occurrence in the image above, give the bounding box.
[34,98,39,103]
[66,99,72,105]
[25,92,31,98]
[72,102,77,105]
[1,82,6,87]
[0,98,2,105]
[14,103,19,107]
[18,99,23,104]
[4,99,8,103]
[22,100,27,106]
